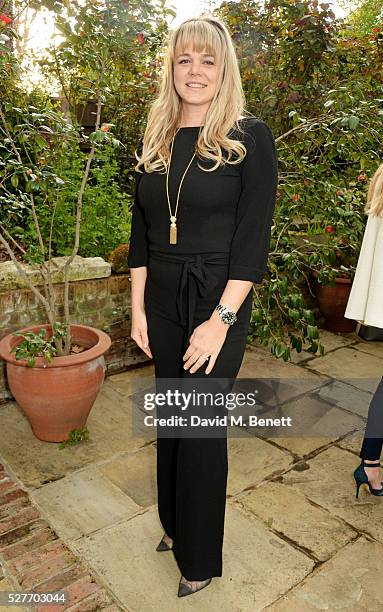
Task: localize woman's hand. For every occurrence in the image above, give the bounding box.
[183,316,229,375]
[130,307,153,359]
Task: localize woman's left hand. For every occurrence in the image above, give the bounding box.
[183,318,228,375]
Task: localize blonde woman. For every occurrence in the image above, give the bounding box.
[128,15,278,596]
[344,163,383,498]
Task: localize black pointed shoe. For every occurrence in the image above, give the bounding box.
[177,576,212,598]
[155,533,173,552]
[354,460,383,498]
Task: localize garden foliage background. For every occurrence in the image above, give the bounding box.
[0,0,382,360]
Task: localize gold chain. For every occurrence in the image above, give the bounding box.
[165,127,201,244]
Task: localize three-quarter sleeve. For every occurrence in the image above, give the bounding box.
[127,171,149,268]
[228,119,278,283]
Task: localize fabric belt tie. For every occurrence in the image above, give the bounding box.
[148,251,230,348]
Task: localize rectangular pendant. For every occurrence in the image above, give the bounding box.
[170,224,177,244]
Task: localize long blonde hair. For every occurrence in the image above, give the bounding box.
[134,15,252,174]
[365,163,383,217]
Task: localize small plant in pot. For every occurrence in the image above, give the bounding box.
[290,176,367,333]
[311,222,364,333]
[0,92,117,442]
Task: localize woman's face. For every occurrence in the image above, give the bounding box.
[173,46,220,112]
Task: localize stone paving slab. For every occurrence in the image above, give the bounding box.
[281,446,383,544]
[72,508,182,612]
[262,393,366,457]
[97,445,157,508]
[315,379,373,419]
[73,502,314,612]
[305,347,383,392]
[30,467,140,541]
[352,341,383,360]
[239,349,326,383]
[236,355,328,409]
[227,437,292,496]
[336,432,364,455]
[267,536,383,611]
[240,482,356,562]
[106,365,155,397]
[0,382,150,488]
[250,329,356,361]
[279,329,357,365]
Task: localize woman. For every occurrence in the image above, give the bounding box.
[344,163,383,498]
[128,15,278,597]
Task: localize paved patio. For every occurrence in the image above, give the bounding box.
[1,329,383,611]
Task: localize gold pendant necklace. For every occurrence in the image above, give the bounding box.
[165,128,201,245]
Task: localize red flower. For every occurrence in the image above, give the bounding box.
[325,225,335,233]
[291,194,300,202]
[336,190,343,196]
[0,13,12,25]
[101,123,111,132]
[137,32,145,45]
[357,173,367,182]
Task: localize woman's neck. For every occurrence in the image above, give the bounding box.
[177,114,246,128]
[177,108,207,128]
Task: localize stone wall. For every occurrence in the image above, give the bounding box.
[0,258,150,404]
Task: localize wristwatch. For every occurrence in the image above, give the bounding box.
[215,304,237,325]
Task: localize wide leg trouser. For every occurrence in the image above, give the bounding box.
[144,252,253,581]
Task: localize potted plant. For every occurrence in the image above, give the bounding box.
[283,178,367,333]
[0,323,111,442]
[0,29,116,440]
[311,223,372,334]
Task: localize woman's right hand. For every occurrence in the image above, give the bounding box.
[130,307,153,359]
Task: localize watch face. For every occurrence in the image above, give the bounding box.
[216,305,236,325]
[223,312,235,324]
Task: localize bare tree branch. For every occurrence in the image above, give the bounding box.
[0,232,53,324]
[62,90,103,352]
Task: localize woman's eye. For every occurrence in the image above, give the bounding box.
[179,60,214,65]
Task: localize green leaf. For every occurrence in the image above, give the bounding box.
[348,116,359,129]
[307,325,318,340]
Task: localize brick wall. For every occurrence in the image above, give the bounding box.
[0,275,150,404]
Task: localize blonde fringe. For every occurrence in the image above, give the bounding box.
[134,15,252,174]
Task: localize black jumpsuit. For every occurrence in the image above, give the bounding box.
[128,117,278,581]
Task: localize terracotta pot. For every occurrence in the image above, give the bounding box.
[0,324,111,442]
[313,274,356,333]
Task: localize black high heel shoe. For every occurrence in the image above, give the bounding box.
[177,576,212,598]
[354,460,383,498]
[155,533,173,552]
